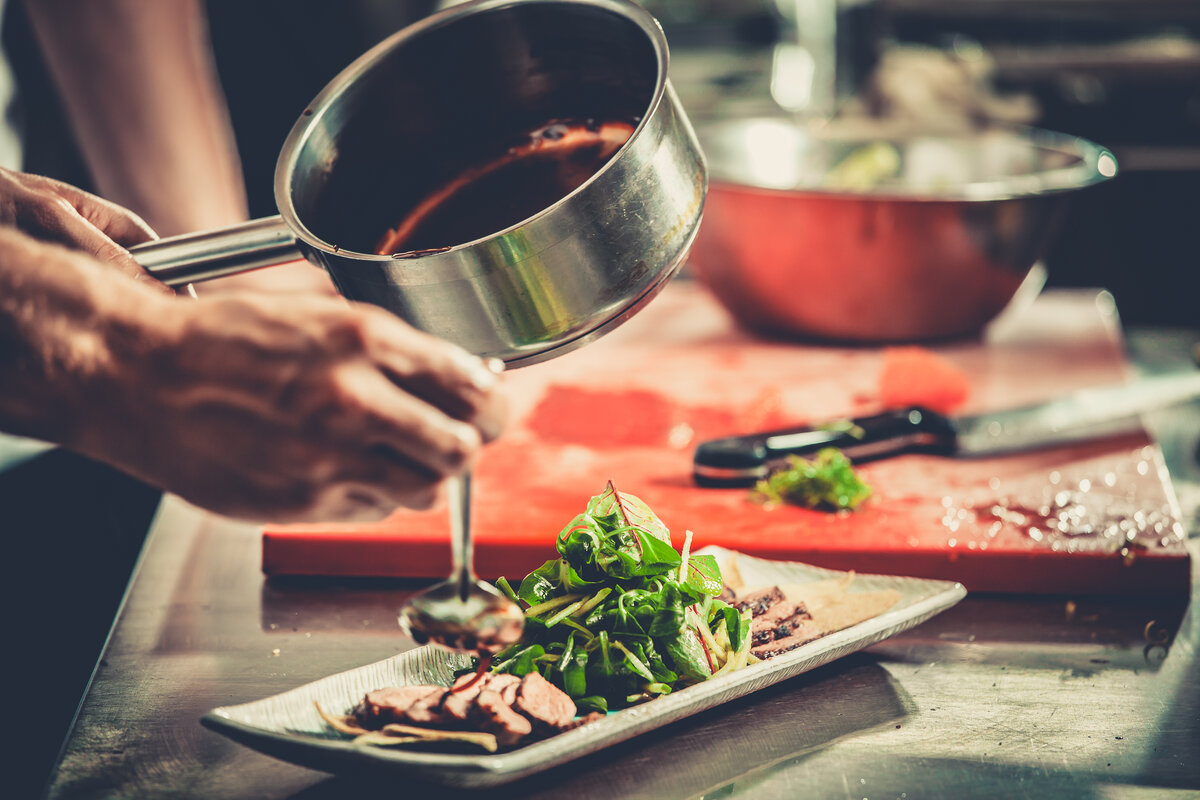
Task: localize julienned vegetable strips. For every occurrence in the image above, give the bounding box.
[488,482,754,712]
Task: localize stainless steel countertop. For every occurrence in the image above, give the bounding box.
[45,324,1198,800]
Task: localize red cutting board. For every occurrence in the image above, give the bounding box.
[262,281,1191,595]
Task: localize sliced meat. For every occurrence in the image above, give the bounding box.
[514,671,576,731]
[559,711,605,732]
[402,688,450,725]
[441,690,478,723]
[442,673,493,722]
[739,590,823,657]
[450,668,489,693]
[751,617,826,658]
[734,586,785,617]
[489,673,521,707]
[475,689,533,747]
[751,627,775,647]
[443,671,524,722]
[757,600,808,627]
[355,685,442,729]
[750,601,813,642]
[773,617,809,639]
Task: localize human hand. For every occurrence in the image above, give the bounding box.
[0,167,165,292]
[195,260,340,297]
[0,229,508,523]
[86,289,508,522]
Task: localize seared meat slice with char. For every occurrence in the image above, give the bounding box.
[442,671,525,723]
[348,668,595,748]
[750,600,812,645]
[560,710,606,731]
[750,616,825,658]
[734,586,785,617]
[757,599,806,627]
[750,626,774,647]
[355,685,442,729]
[442,671,492,722]
[733,584,828,659]
[514,671,577,731]
[402,687,450,725]
[489,673,522,707]
[475,688,534,746]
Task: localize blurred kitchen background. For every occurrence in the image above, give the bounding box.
[5,0,1197,327]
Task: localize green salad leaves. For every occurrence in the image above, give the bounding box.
[489,482,753,712]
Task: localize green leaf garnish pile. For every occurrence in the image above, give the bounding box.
[751,447,871,511]
[489,482,754,713]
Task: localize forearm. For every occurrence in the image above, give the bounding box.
[1,225,508,522]
[0,227,171,449]
[23,0,248,235]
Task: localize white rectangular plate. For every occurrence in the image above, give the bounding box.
[203,547,966,787]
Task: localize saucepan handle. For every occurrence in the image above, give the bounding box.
[129,215,305,289]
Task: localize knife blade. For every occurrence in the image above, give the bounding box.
[693,371,1200,487]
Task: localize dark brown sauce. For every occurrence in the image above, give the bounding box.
[376,118,636,254]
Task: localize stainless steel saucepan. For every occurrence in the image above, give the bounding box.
[131,0,706,367]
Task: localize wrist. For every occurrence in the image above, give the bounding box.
[65,273,187,463]
[0,230,181,453]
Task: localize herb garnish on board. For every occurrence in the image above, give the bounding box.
[489,483,753,713]
[751,447,872,511]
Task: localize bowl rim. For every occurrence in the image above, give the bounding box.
[698,118,1118,202]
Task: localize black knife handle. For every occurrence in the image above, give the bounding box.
[692,407,956,488]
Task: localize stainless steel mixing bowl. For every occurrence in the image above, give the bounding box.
[686,117,1117,343]
[131,0,706,367]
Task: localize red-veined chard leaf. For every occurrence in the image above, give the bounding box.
[682,553,723,597]
[587,481,672,543]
